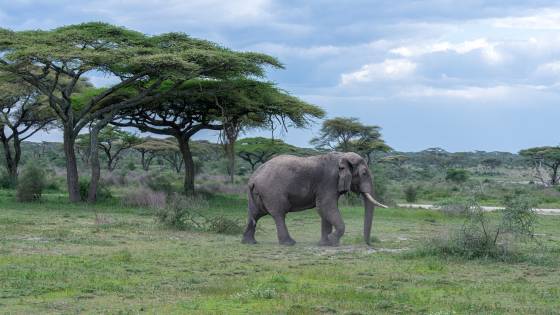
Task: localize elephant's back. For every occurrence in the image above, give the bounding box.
[249,154,319,187]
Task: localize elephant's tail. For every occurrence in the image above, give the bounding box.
[248,182,264,216]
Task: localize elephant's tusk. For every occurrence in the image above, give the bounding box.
[363,193,388,208]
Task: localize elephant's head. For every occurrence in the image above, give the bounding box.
[338,152,387,245]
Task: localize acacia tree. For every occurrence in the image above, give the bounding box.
[380,155,409,168]
[236,137,297,171]
[350,125,391,165]
[310,117,365,151]
[154,138,183,173]
[519,146,560,186]
[1,23,273,202]
[311,117,390,163]
[481,158,502,173]
[97,126,140,171]
[215,80,324,183]
[133,137,169,171]
[0,73,54,185]
[79,126,140,171]
[115,79,323,194]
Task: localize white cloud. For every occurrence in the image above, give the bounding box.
[536,60,560,75]
[391,38,504,64]
[492,9,560,30]
[401,85,512,100]
[340,59,416,85]
[248,40,391,59]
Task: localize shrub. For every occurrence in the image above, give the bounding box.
[146,172,174,194]
[16,164,46,202]
[0,170,13,189]
[372,168,388,203]
[126,161,136,171]
[501,194,538,238]
[425,196,537,260]
[122,188,166,209]
[206,215,244,235]
[155,194,209,230]
[101,171,126,186]
[404,185,418,202]
[445,168,469,184]
[155,194,244,234]
[79,179,113,202]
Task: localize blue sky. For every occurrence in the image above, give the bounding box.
[1,0,560,152]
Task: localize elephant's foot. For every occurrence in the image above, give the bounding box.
[279,238,296,246]
[318,239,333,246]
[327,234,341,247]
[241,236,258,244]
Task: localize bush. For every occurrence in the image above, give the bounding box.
[79,179,113,202]
[425,196,537,260]
[0,170,13,189]
[155,194,209,230]
[16,164,46,202]
[122,187,166,209]
[372,165,388,203]
[155,194,244,234]
[445,168,469,184]
[126,161,136,171]
[206,215,244,235]
[146,172,174,194]
[404,185,418,202]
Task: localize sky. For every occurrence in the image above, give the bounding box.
[1,0,559,152]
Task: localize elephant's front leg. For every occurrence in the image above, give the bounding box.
[325,209,345,246]
[318,217,333,246]
[272,214,296,246]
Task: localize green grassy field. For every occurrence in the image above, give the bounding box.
[1,192,559,314]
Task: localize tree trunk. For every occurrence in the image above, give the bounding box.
[144,154,154,171]
[87,126,102,203]
[0,137,16,187]
[140,151,148,171]
[177,136,195,195]
[221,122,240,184]
[0,127,24,187]
[552,164,559,186]
[107,157,115,172]
[225,141,235,184]
[63,127,81,202]
[11,136,21,185]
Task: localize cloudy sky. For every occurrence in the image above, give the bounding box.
[2,0,560,152]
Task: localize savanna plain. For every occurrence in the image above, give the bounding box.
[1,191,559,314]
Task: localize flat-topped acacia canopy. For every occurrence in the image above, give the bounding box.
[0,22,283,201]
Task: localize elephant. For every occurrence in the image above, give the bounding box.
[241,152,387,246]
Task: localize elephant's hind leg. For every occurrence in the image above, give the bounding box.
[242,211,266,244]
[241,195,266,244]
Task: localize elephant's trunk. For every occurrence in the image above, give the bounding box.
[362,193,387,245]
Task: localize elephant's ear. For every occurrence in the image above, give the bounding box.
[338,159,352,193]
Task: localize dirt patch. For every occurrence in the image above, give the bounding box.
[306,245,408,256]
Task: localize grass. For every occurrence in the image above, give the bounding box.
[1,192,559,314]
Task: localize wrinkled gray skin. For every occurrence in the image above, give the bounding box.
[242,152,377,246]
